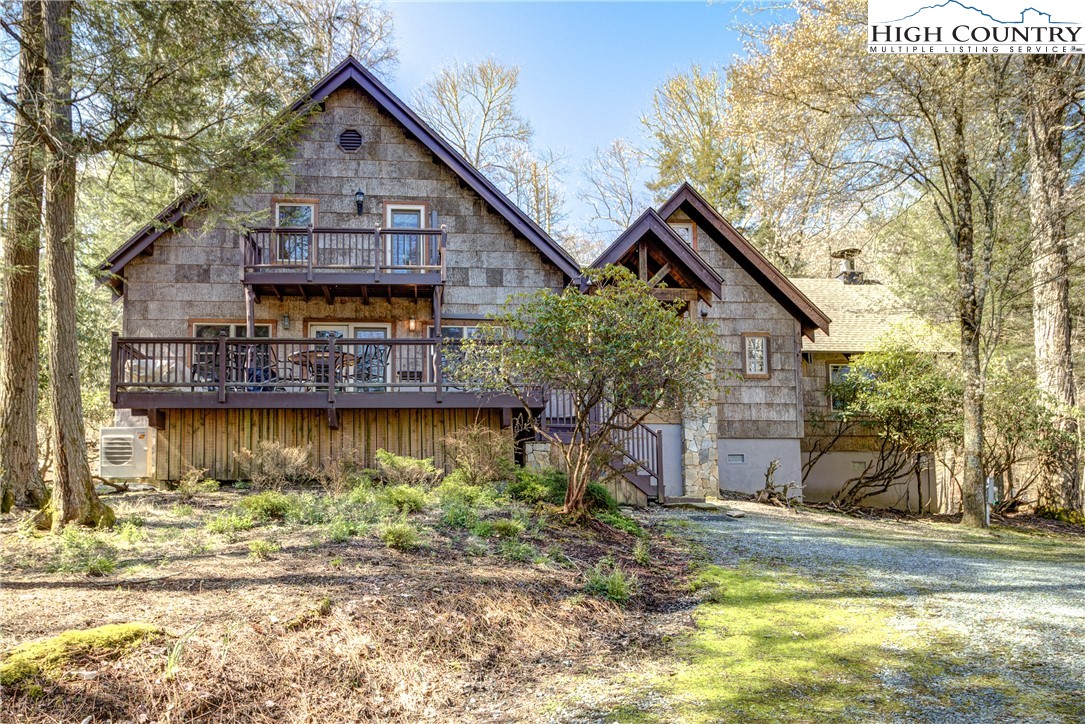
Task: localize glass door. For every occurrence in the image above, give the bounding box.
[388,207,422,271]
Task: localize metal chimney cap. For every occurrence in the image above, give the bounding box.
[830,248,862,259]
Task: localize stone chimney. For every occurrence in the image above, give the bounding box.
[830,248,864,285]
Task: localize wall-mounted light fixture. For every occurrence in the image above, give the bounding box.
[355,189,365,215]
[281,314,291,331]
[408,316,418,332]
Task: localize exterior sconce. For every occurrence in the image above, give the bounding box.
[408,317,417,332]
[355,189,365,215]
[281,314,290,331]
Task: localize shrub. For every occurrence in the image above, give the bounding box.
[285,494,331,525]
[176,468,220,499]
[434,473,492,507]
[498,539,538,562]
[546,545,573,568]
[170,504,194,517]
[470,520,495,538]
[239,491,296,521]
[633,538,651,566]
[51,528,118,576]
[584,558,638,604]
[596,510,644,537]
[443,425,515,484]
[507,467,566,505]
[326,517,364,542]
[248,539,281,560]
[382,484,428,513]
[234,441,314,490]
[585,481,619,513]
[374,449,442,488]
[377,521,421,551]
[205,510,255,535]
[317,450,370,496]
[440,503,478,529]
[491,518,525,539]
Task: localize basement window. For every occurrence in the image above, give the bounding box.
[726,454,746,465]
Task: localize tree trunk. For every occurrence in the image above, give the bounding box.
[949,74,987,529]
[1025,54,1081,514]
[0,0,47,512]
[41,0,114,529]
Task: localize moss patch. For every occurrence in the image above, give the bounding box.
[0,623,162,688]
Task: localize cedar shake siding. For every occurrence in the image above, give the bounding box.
[121,84,565,339]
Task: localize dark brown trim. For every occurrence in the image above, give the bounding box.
[741,332,772,380]
[119,391,543,411]
[657,183,830,339]
[592,208,723,301]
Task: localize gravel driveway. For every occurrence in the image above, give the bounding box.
[671,502,1085,723]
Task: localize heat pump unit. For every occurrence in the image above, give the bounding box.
[99,427,156,479]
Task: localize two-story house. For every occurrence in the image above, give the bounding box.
[99,56,837,506]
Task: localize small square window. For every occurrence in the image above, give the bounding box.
[669,222,694,246]
[743,334,770,378]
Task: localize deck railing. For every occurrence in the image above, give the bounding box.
[241,226,446,280]
[110,335,480,402]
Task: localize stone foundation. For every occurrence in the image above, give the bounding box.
[681,398,720,499]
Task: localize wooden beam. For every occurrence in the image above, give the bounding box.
[638,240,648,281]
[651,288,698,302]
[327,407,339,430]
[322,285,333,305]
[648,262,672,287]
[361,285,370,305]
[146,409,165,430]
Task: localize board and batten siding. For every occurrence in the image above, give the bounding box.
[121,83,565,339]
[670,210,804,441]
[155,407,503,482]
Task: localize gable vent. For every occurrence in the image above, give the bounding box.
[338,129,363,152]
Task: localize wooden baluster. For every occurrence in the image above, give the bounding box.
[374,227,382,282]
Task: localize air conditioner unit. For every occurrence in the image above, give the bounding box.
[99,427,156,479]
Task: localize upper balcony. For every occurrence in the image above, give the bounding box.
[241,226,446,300]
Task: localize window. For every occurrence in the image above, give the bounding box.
[191,323,272,385]
[275,202,315,262]
[669,222,695,247]
[726,453,746,465]
[829,363,850,411]
[193,323,271,339]
[384,204,426,270]
[742,333,771,379]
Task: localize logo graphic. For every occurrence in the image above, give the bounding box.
[868,0,1085,53]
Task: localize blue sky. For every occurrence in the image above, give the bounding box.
[384,1,769,230]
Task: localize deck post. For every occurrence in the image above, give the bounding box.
[109,332,119,404]
[244,285,255,337]
[217,332,228,403]
[327,335,337,405]
[440,225,447,281]
[306,225,314,282]
[374,227,382,283]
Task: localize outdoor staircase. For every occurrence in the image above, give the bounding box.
[538,391,664,501]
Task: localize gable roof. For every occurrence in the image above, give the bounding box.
[591,208,723,302]
[98,55,580,292]
[789,278,919,354]
[657,183,830,339]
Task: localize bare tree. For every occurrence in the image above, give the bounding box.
[0,0,47,512]
[1025,53,1082,514]
[282,0,397,79]
[413,60,531,177]
[578,139,650,238]
[502,144,567,235]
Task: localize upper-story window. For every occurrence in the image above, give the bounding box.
[669,222,695,247]
[276,202,314,229]
[743,333,771,379]
[275,202,316,262]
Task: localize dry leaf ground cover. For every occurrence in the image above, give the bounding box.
[1,474,692,723]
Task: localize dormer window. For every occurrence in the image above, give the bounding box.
[669,222,695,247]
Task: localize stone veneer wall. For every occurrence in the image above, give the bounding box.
[681,394,720,498]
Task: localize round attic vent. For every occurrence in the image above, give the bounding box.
[338,128,363,152]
